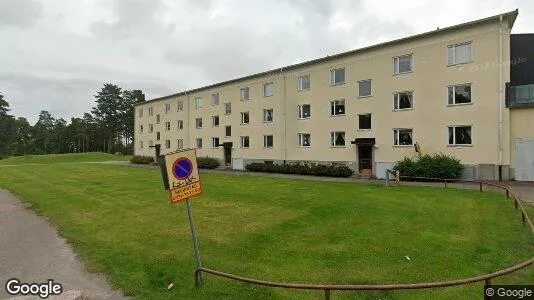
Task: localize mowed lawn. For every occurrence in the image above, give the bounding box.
[0,152,131,165]
[0,161,533,299]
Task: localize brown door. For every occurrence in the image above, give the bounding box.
[223,143,232,165]
[358,146,373,172]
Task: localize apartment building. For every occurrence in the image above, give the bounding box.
[135,9,534,181]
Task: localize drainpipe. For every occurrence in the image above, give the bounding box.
[186,92,190,149]
[498,15,504,180]
[281,67,288,164]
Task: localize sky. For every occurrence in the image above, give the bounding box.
[1,0,532,124]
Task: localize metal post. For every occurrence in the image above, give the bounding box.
[186,199,204,286]
[444,180,448,188]
[479,182,483,192]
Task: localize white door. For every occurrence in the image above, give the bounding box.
[515,139,534,181]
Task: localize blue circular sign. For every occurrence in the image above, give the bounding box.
[172,157,193,180]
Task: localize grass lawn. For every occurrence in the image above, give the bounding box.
[0,152,131,165]
[0,161,532,299]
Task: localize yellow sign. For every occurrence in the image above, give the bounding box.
[164,149,202,204]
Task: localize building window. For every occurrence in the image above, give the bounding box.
[240,87,250,100]
[330,131,345,147]
[298,133,311,147]
[212,93,219,106]
[139,125,144,133]
[177,139,184,150]
[240,112,250,124]
[195,118,203,129]
[358,114,372,130]
[196,138,202,149]
[139,141,143,149]
[448,126,472,145]
[177,120,183,130]
[149,140,154,147]
[330,68,345,85]
[138,108,143,118]
[164,121,171,131]
[212,115,219,127]
[358,80,372,97]
[263,83,274,97]
[156,114,161,124]
[394,55,413,74]
[394,129,413,146]
[448,42,472,65]
[298,104,311,119]
[212,137,220,148]
[224,102,232,115]
[156,132,161,141]
[263,135,273,148]
[263,109,273,122]
[165,140,171,149]
[195,97,203,109]
[177,101,184,111]
[330,100,345,116]
[149,124,154,133]
[225,125,231,137]
[148,107,154,116]
[393,92,413,110]
[298,75,311,91]
[448,84,472,105]
[240,136,249,148]
[165,103,171,114]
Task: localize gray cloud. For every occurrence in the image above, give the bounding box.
[0,0,43,28]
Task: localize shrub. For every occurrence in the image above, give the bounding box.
[392,153,463,180]
[130,155,154,164]
[245,162,354,178]
[197,157,220,169]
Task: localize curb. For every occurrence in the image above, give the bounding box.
[5,290,86,300]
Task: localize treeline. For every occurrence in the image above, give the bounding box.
[0,83,145,158]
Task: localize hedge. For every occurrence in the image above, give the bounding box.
[197,157,220,169]
[392,153,463,180]
[131,155,154,164]
[245,162,354,178]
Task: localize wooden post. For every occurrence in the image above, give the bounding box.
[395,171,400,184]
[479,182,483,192]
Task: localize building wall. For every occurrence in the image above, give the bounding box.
[135,18,516,180]
[510,107,534,176]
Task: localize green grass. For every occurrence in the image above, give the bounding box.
[0,152,132,165]
[0,161,532,299]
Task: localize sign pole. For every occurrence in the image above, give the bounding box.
[185,199,204,287]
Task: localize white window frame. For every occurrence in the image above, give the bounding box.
[263,109,273,123]
[164,121,171,131]
[358,79,372,98]
[195,118,203,129]
[330,100,346,116]
[177,139,184,150]
[224,102,232,115]
[298,75,311,91]
[212,137,220,148]
[393,54,413,75]
[196,138,203,149]
[263,83,274,97]
[177,120,183,130]
[393,91,414,111]
[358,113,372,131]
[447,42,473,66]
[240,87,250,101]
[212,115,219,127]
[240,112,250,124]
[165,140,171,149]
[195,97,203,109]
[211,93,219,106]
[263,135,274,148]
[138,108,143,118]
[165,103,171,114]
[148,107,154,116]
[448,83,472,105]
[448,125,473,146]
[330,131,346,147]
[298,133,311,147]
[330,68,345,85]
[393,128,413,146]
[298,104,311,119]
[156,114,161,124]
[240,136,250,148]
[177,101,184,111]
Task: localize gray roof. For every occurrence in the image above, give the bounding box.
[137,9,519,106]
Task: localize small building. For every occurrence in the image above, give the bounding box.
[134,9,534,181]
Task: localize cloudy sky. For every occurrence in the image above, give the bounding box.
[1,0,532,124]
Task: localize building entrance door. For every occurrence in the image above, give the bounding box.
[223,142,232,166]
[358,145,373,172]
[515,139,534,181]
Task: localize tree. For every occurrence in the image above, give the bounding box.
[32,110,56,154]
[91,84,123,153]
[0,93,15,157]
[0,93,10,117]
[121,89,145,152]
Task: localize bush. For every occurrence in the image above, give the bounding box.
[197,157,220,169]
[392,153,463,180]
[130,155,154,164]
[245,162,354,178]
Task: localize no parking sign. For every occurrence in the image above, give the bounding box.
[163,149,202,204]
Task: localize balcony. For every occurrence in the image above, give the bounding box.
[506,84,534,108]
